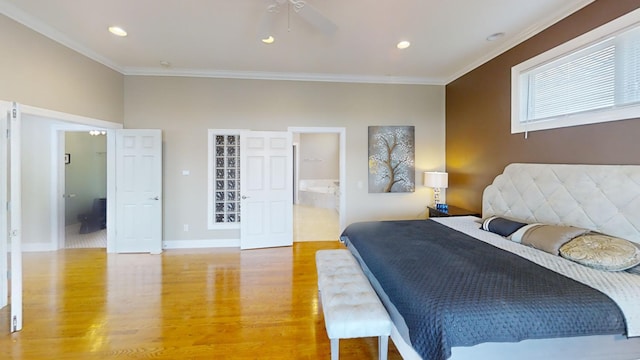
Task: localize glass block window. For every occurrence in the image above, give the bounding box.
[208,130,241,229]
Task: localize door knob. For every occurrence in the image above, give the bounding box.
[241,195,249,199]
[150,196,160,200]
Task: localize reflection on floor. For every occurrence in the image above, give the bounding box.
[64,206,336,247]
[65,223,106,248]
[0,242,404,359]
[294,204,340,242]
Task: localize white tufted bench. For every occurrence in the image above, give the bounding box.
[316,249,392,360]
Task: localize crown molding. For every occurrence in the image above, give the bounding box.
[122,67,446,85]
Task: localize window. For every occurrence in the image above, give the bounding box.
[511,9,640,134]
[208,130,242,229]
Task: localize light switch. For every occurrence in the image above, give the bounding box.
[182,170,190,176]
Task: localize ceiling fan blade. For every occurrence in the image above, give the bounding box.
[293,1,337,36]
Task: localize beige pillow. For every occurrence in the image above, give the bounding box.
[509,223,542,243]
[560,234,640,272]
[520,225,589,255]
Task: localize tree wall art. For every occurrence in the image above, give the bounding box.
[368,126,415,193]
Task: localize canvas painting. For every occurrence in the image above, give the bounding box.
[368,126,415,193]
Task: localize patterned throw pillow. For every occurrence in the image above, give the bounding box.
[559,233,640,272]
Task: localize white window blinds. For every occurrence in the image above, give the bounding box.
[523,26,640,123]
[616,27,640,105]
[511,9,640,134]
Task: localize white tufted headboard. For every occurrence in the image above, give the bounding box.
[482,163,640,244]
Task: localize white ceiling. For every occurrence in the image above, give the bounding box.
[0,0,594,85]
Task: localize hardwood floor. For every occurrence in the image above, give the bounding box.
[0,242,403,359]
[293,205,340,242]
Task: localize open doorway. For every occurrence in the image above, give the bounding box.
[63,131,107,248]
[289,127,346,242]
[18,104,121,253]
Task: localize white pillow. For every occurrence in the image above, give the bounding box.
[559,233,640,272]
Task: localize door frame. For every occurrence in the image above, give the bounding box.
[19,105,122,253]
[288,127,346,232]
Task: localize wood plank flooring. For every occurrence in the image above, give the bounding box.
[0,242,403,359]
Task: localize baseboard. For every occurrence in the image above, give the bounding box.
[162,238,240,249]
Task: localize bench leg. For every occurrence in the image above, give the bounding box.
[331,338,339,360]
[378,335,388,360]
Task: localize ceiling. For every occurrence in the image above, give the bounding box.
[0,0,594,85]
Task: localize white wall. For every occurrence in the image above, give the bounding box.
[124,76,446,244]
[299,133,339,180]
[21,116,55,249]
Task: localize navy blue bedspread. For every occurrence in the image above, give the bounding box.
[341,220,625,360]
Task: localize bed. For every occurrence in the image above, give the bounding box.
[340,163,640,360]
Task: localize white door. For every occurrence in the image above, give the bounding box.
[240,131,293,249]
[115,129,162,253]
[0,103,9,313]
[0,102,23,332]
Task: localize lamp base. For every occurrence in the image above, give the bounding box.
[433,188,442,208]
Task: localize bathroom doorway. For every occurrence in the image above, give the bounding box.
[289,127,345,242]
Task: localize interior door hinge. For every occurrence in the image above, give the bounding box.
[11,108,16,119]
[12,315,17,332]
[5,129,9,139]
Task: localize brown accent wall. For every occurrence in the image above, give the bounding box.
[445,0,640,214]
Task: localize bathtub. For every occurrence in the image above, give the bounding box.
[298,179,339,210]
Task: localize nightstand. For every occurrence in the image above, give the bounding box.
[428,205,480,218]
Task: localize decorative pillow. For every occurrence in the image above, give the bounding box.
[508,223,542,243]
[625,243,640,275]
[481,216,527,237]
[559,234,640,272]
[520,225,589,255]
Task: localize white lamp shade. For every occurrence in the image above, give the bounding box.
[423,172,448,188]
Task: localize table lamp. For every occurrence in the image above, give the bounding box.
[424,171,448,209]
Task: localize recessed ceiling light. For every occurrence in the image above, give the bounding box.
[486,32,505,41]
[160,61,171,68]
[108,26,127,37]
[261,36,275,44]
[397,40,411,50]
